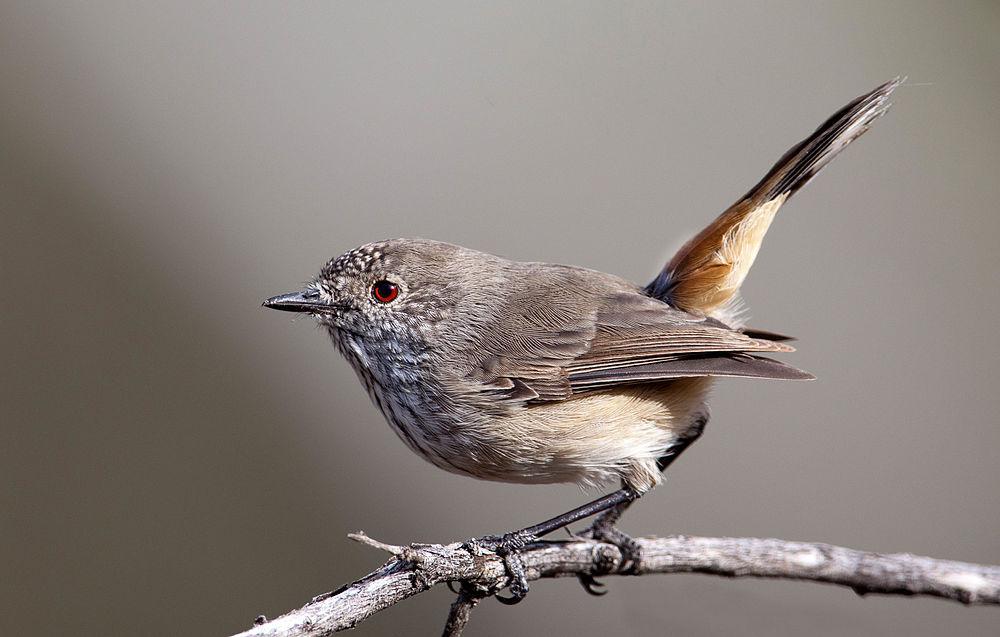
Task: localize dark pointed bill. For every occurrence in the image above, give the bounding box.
[262,290,330,313]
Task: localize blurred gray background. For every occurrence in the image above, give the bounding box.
[2,2,998,635]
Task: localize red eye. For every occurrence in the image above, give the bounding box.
[371,280,399,303]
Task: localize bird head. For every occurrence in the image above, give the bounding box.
[263,239,483,356]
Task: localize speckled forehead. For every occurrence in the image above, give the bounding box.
[321,243,388,280]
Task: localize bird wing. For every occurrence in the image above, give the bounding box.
[469,278,810,405]
[564,292,811,395]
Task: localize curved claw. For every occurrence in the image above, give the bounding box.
[577,573,608,596]
[446,581,462,595]
[496,573,529,604]
[495,566,530,605]
[495,593,522,605]
[495,549,530,604]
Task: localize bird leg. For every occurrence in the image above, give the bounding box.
[464,487,640,604]
[576,420,708,595]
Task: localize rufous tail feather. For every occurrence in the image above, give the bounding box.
[646,78,901,317]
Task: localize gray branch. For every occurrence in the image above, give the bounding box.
[232,533,1000,637]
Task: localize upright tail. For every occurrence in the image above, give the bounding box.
[647,78,901,318]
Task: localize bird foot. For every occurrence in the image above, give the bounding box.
[462,530,538,605]
[574,522,642,595]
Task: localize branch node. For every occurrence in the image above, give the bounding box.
[442,583,489,637]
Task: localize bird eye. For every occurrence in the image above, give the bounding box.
[371,280,399,304]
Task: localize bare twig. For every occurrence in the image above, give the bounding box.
[441,584,486,637]
[231,534,1000,637]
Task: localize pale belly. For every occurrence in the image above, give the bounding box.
[418,378,713,493]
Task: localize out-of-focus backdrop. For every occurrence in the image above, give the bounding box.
[2,2,998,635]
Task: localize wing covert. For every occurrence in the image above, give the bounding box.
[466,274,806,405]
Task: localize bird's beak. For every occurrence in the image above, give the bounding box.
[262,290,332,314]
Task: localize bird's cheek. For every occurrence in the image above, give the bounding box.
[316,314,339,330]
[316,307,350,328]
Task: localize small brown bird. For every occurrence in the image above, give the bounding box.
[265,78,899,602]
